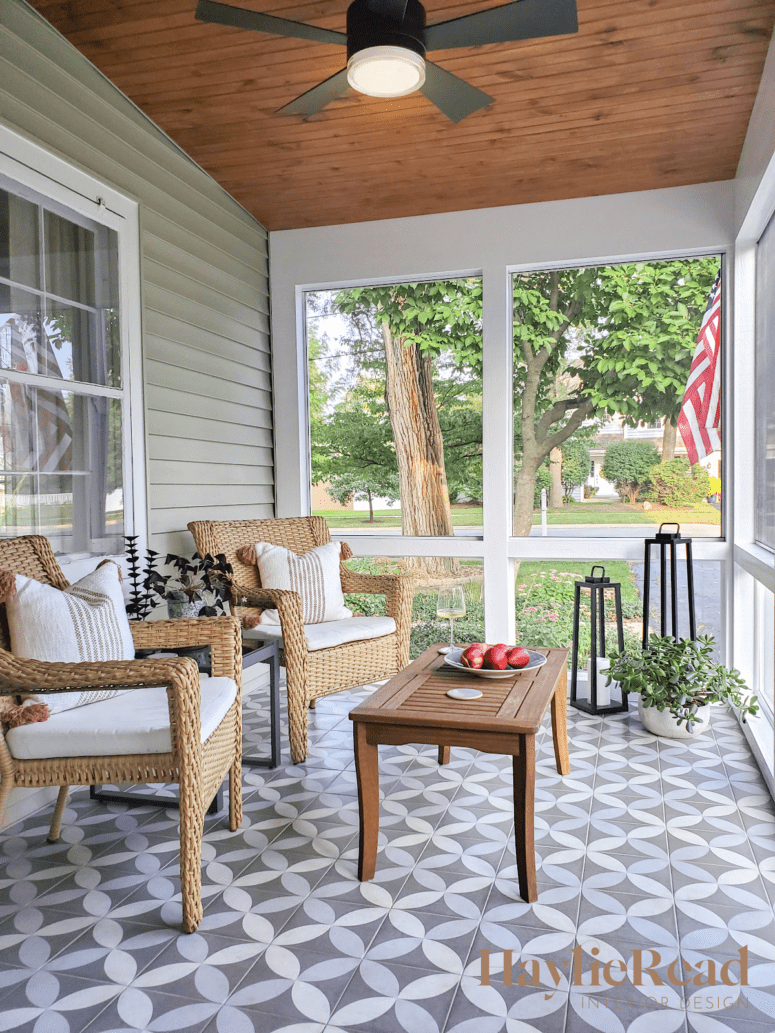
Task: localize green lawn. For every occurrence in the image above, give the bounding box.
[318,500,720,529]
[345,555,642,658]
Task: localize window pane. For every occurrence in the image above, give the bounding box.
[0,256,120,388]
[512,258,722,539]
[0,289,46,375]
[307,281,482,538]
[44,210,95,306]
[0,383,124,552]
[755,211,775,550]
[0,382,73,475]
[0,189,39,289]
[46,299,100,383]
[755,582,774,718]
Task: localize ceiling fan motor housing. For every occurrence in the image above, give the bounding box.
[346,0,427,60]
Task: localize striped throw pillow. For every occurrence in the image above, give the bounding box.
[6,560,136,714]
[253,541,352,625]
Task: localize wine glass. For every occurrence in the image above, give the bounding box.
[437,586,466,654]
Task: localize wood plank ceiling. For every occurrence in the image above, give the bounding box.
[28,0,775,231]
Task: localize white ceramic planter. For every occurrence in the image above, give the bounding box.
[637,697,711,738]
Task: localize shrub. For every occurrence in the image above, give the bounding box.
[533,465,552,507]
[648,458,712,506]
[560,438,591,499]
[601,441,660,503]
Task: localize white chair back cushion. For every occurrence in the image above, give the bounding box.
[243,614,396,652]
[253,541,352,624]
[6,561,136,715]
[6,676,237,759]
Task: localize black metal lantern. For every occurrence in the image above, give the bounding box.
[570,565,628,715]
[641,523,696,645]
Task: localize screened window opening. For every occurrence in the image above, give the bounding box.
[512,257,723,540]
[306,280,483,542]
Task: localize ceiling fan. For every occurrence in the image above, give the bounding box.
[195,0,578,122]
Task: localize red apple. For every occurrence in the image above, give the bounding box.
[483,645,509,670]
[507,647,531,669]
[461,652,484,669]
[461,643,485,669]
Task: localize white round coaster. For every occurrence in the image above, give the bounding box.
[446,687,483,700]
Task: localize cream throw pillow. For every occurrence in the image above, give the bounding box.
[6,560,136,715]
[253,541,352,625]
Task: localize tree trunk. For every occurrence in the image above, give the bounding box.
[549,447,564,508]
[382,322,458,578]
[513,461,539,537]
[367,489,374,523]
[661,418,677,463]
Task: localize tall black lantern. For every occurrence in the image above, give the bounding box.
[570,565,628,715]
[641,523,696,646]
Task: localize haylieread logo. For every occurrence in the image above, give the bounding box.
[478,945,749,1010]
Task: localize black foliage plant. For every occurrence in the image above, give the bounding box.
[123,539,233,618]
[124,535,162,619]
[159,552,233,617]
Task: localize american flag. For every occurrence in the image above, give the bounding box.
[677,271,721,465]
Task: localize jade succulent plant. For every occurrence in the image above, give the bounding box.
[607,634,758,733]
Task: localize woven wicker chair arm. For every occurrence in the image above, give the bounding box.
[129,615,239,650]
[130,615,241,682]
[0,652,200,696]
[341,569,414,615]
[228,584,305,624]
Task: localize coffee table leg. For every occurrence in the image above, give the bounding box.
[551,664,571,776]
[438,746,450,765]
[353,721,379,881]
[513,735,537,903]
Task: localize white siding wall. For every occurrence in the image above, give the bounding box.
[0,0,273,825]
[1,0,273,557]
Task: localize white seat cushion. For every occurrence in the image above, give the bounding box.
[242,615,397,652]
[6,676,238,760]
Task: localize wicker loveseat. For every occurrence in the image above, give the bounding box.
[188,517,413,763]
[0,535,243,933]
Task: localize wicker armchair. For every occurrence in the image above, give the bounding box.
[188,517,412,764]
[0,535,242,933]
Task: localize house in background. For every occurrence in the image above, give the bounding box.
[586,417,721,499]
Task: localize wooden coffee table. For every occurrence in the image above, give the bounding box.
[349,644,570,902]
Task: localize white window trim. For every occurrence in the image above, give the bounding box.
[0,124,146,579]
[731,137,775,794]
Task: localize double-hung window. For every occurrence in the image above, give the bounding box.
[0,173,130,557]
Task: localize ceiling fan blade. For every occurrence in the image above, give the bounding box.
[277,68,351,117]
[195,0,347,46]
[425,0,578,51]
[421,62,493,123]
[367,0,409,21]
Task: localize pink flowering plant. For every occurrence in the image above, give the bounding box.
[515,562,641,660]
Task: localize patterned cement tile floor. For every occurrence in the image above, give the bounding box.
[1,678,775,1033]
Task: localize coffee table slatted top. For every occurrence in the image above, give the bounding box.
[350,645,568,734]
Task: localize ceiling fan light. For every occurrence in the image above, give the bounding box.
[347,45,426,98]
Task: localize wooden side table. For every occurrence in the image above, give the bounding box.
[349,644,570,903]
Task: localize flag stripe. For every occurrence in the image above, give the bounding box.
[678,272,721,466]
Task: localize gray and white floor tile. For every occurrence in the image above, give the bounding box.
[2,682,775,1032]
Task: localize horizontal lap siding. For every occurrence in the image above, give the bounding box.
[2,0,274,561]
